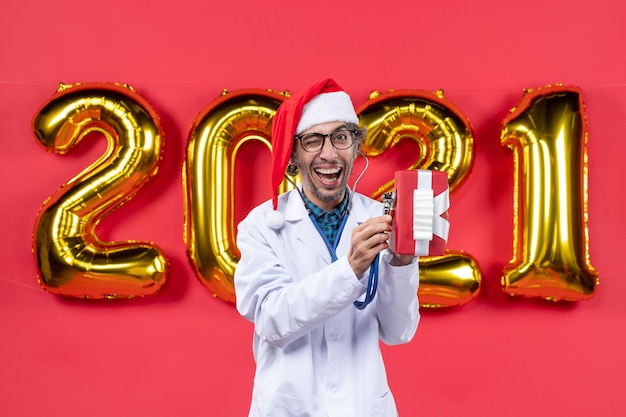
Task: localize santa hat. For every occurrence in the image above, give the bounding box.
[266,78,359,229]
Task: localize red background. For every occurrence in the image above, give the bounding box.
[1,1,625,416]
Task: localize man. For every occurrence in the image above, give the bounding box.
[234,78,422,417]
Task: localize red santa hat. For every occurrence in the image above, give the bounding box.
[266,78,359,229]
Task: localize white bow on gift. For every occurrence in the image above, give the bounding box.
[412,170,450,255]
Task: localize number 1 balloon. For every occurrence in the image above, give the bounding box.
[500,85,599,301]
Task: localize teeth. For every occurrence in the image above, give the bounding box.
[315,168,341,174]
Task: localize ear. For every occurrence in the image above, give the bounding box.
[286,163,299,177]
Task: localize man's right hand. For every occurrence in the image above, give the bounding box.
[348,215,393,276]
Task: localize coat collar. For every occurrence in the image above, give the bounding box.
[283,188,370,264]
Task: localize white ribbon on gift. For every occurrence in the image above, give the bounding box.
[413,170,450,255]
[413,189,434,240]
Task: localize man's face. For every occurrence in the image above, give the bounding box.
[291,122,357,211]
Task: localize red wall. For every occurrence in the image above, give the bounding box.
[1,1,624,416]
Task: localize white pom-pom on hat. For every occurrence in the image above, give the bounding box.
[266,210,285,229]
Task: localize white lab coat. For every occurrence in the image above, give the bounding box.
[235,189,420,417]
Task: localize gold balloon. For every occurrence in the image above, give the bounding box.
[416,253,482,308]
[501,85,599,301]
[32,82,168,299]
[183,88,287,302]
[358,89,480,308]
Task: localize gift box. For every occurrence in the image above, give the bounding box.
[389,170,450,256]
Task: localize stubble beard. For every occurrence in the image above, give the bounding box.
[293,155,355,205]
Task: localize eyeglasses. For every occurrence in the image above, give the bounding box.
[295,128,356,153]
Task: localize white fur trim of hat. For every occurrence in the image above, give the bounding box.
[295,91,359,134]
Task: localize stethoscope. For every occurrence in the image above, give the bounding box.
[288,151,379,310]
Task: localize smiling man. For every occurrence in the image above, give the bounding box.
[234,78,424,417]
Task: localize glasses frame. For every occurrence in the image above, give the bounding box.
[294,127,357,153]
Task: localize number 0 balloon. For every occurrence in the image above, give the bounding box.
[183,88,287,302]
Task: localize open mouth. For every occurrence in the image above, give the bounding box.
[314,167,343,186]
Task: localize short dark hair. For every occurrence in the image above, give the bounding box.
[346,122,367,146]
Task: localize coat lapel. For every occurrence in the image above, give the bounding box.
[284,191,333,264]
[284,190,377,264]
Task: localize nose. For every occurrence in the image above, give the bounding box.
[318,135,338,158]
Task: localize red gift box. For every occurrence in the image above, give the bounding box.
[389,170,450,256]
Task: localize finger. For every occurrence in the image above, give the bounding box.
[366,215,393,228]
[361,220,391,237]
[365,231,390,251]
